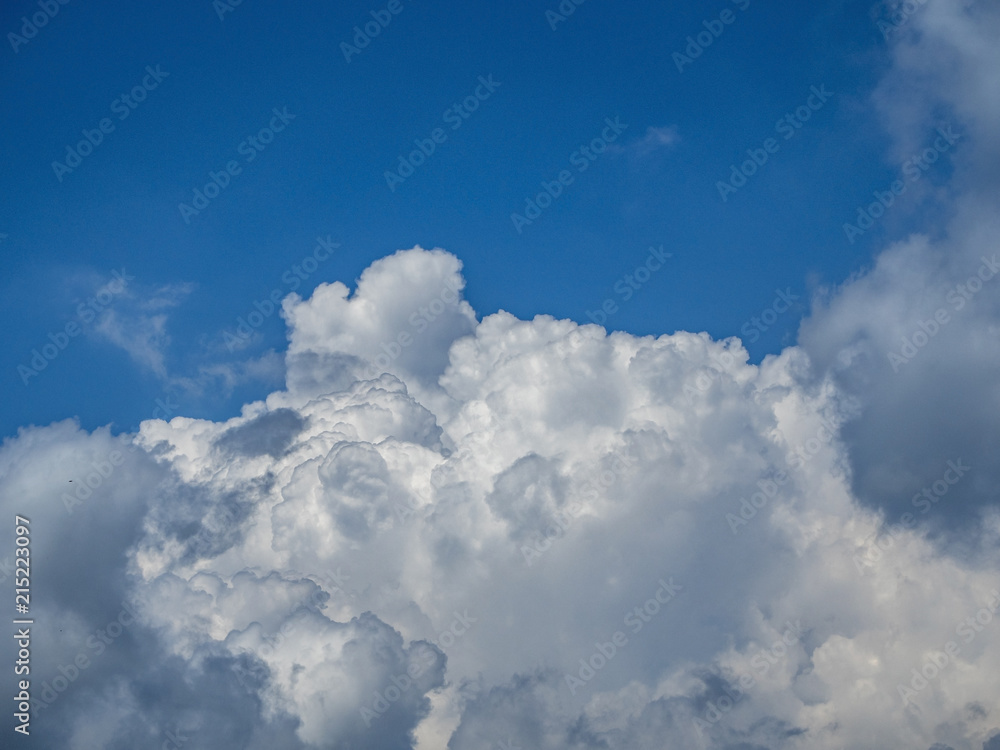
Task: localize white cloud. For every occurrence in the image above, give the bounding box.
[92,281,195,377]
[610,125,679,158]
[3,2,1000,748]
[799,0,1000,537]
[6,237,1000,748]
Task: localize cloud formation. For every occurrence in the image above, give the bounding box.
[2,1,1000,748]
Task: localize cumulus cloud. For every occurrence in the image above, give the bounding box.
[3,1,1000,748]
[799,0,1000,537]
[5,241,999,748]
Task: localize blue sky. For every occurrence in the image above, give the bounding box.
[0,0,937,440]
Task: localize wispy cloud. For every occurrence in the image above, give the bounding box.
[610,125,680,157]
[92,281,195,378]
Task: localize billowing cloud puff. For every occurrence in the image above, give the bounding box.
[4,233,999,748]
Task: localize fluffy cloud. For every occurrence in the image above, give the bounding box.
[2,1,1000,748]
[5,235,999,747]
[799,0,1000,536]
